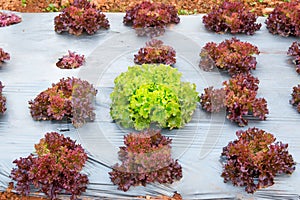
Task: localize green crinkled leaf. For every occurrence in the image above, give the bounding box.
[110,64,199,130]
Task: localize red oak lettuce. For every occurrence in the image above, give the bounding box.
[287,41,300,74]
[54,0,110,36]
[199,37,260,76]
[109,129,182,191]
[10,132,88,199]
[134,39,176,65]
[265,2,300,37]
[221,127,295,193]
[290,84,300,112]
[123,1,180,36]
[0,81,6,114]
[200,86,226,113]
[29,77,97,128]
[0,12,21,27]
[200,73,269,126]
[202,1,261,35]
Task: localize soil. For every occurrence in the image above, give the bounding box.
[0,182,182,200]
[0,183,47,200]
[0,0,293,16]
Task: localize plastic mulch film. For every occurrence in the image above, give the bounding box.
[0,12,299,199]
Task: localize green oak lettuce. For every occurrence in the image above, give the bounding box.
[110,64,198,130]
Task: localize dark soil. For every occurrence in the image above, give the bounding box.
[0,182,182,200]
[0,183,47,200]
[0,0,293,16]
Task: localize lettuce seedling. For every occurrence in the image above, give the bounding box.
[56,51,85,69]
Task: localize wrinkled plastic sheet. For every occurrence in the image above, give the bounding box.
[0,12,299,199]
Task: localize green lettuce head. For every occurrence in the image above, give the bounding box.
[110,64,199,130]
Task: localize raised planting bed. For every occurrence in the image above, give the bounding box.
[0,8,299,200]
